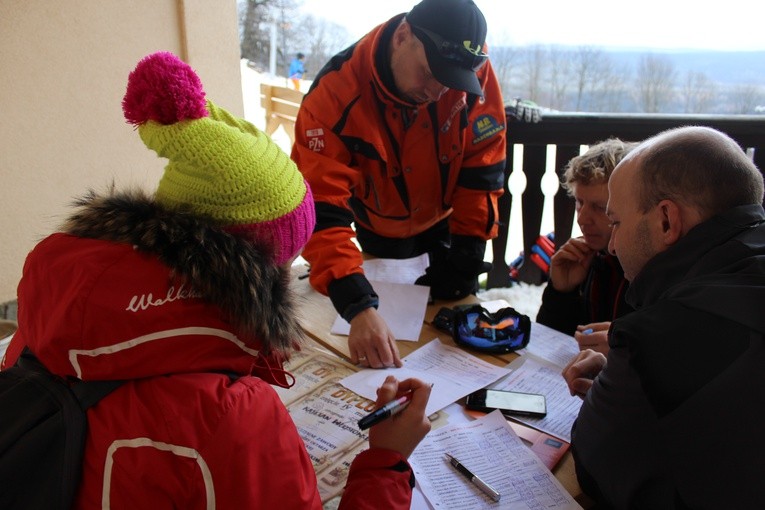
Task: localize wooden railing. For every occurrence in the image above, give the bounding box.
[486,112,765,288]
[260,83,303,145]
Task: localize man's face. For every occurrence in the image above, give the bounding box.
[572,181,611,252]
[390,25,448,104]
[606,159,660,282]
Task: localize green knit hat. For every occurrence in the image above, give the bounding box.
[123,51,315,265]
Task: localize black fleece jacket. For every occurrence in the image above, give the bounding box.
[571,204,765,510]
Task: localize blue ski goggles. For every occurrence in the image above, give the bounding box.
[434,304,531,354]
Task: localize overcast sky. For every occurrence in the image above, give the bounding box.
[300,0,765,51]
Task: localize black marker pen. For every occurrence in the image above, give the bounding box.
[357,394,412,430]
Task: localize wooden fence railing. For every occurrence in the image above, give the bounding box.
[486,112,765,288]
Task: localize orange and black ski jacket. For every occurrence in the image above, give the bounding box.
[292,14,507,315]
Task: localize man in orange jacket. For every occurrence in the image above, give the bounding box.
[292,0,507,368]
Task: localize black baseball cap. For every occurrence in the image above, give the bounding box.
[406,0,489,96]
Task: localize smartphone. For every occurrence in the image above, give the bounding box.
[465,388,547,418]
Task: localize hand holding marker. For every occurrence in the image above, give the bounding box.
[358,394,412,430]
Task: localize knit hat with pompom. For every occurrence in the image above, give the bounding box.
[122,51,315,265]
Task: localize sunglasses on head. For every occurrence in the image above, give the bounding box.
[411,24,488,72]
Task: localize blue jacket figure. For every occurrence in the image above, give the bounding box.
[289,52,305,90]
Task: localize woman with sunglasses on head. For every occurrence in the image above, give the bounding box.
[292,0,507,370]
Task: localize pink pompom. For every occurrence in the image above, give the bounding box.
[122,51,208,126]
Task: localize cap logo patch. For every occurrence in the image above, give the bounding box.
[463,41,484,56]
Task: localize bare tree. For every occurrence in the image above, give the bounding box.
[488,45,522,101]
[570,46,602,112]
[294,15,353,80]
[546,46,571,110]
[592,60,632,112]
[728,84,762,114]
[271,0,301,76]
[238,0,301,75]
[519,45,546,103]
[239,0,277,67]
[680,71,717,113]
[635,54,677,113]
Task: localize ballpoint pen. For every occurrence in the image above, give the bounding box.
[445,453,501,502]
[357,394,412,430]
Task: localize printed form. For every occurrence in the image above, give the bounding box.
[340,339,511,416]
[490,321,584,442]
[491,356,583,442]
[409,410,582,510]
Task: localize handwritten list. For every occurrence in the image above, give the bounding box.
[410,410,582,509]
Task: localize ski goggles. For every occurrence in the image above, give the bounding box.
[434,304,531,354]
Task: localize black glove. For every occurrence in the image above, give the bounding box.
[415,235,492,300]
[506,97,542,123]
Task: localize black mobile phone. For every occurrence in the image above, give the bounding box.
[465,388,547,418]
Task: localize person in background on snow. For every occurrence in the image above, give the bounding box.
[288,52,305,90]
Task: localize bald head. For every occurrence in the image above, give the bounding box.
[621,126,764,222]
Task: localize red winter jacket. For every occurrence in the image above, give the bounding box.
[292,13,506,304]
[2,191,414,509]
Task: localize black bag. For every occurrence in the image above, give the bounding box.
[434,304,531,354]
[0,348,123,510]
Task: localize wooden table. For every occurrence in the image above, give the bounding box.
[290,267,591,508]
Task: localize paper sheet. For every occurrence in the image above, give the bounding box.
[339,339,511,416]
[330,280,430,341]
[490,356,583,442]
[360,253,429,284]
[517,321,581,369]
[409,410,582,510]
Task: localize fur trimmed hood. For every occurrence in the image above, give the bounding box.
[61,188,305,355]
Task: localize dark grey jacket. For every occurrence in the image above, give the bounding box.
[572,204,765,509]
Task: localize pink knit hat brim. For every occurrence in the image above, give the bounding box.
[223,183,316,265]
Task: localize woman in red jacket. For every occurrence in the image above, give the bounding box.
[2,52,431,509]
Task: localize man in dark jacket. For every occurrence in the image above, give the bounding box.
[562,126,765,509]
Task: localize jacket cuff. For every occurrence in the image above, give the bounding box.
[328,273,379,321]
[349,448,414,487]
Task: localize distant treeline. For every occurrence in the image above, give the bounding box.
[237,0,763,115]
[491,46,764,114]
